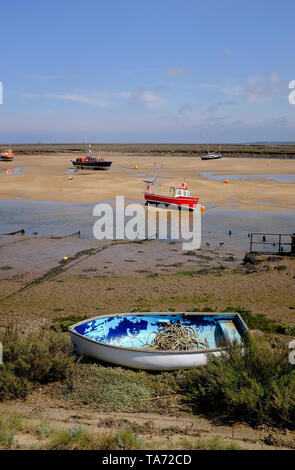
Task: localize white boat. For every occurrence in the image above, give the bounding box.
[201,152,223,160]
[68,312,248,370]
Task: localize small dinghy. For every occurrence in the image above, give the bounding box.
[68,312,248,370]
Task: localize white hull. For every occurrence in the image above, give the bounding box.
[69,331,222,370]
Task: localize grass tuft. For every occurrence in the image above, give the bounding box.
[181,334,295,429]
[45,426,145,450]
[65,363,151,411]
[0,324,74,400]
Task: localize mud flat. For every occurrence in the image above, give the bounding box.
[0,235,294,328]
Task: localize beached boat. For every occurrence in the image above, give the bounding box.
[144,182,199,210]
[0,148,14,162]
[201,151,223,161]
[68,312,248,370]
[71,145,112,170]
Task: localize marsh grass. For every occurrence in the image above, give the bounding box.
[65,363,151,411]
[223,306,295,336]
[51,315,87,332]
[179,436,242,450]
[0,324,74,400]
[62,360,182,413]
[181,334,295,429]
[0,413,24,449]
[45,426,145,450]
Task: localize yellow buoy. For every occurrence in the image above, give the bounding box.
[201,205,205,213]
[63,257,68,261]
[135,165,138,169]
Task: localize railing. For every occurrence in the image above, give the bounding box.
[250,232,295,255]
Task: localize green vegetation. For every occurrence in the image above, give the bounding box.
[191,306,215,312]
[0,413,24,449]
[175,270,198,276]
[0,324,74,400]
[222,306,295,336]
[0,413,246,450]
[1,315,295,432]
[45,426,145,450]
[65,363,151,411]
[131,307,151,313]
[181,334,295,429]
[51,315,87,332]
[179,436,242,450]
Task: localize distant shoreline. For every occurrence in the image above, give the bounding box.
[1,142,295,159]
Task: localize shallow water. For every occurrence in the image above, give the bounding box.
[200,172,295,183]
[0,198,294,251]
[0,167,24,175]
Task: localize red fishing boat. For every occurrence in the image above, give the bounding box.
[0,148,14,162]
[144,181,199,210]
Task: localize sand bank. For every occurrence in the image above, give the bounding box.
[0,154,295,211]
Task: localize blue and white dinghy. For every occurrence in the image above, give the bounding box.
[68,312,248,371]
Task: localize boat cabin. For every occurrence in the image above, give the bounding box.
[175,188,190,198]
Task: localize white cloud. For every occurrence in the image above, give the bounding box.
[242,72,287,101]
[195,73,288,101]
[44,92,108,107]
[120,88,164,107]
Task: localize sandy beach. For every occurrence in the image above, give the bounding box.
[1,153,295,212]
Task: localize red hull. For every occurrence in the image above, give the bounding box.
[144,193,199,208]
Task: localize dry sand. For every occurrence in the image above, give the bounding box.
[1,153,295,211]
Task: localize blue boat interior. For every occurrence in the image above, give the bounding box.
[74,314,244,350]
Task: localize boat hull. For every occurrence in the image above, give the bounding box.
[69,312,248,370]
[72,161,112,170]
[0,157,14,162]
[201,156,223,160]
[144,193,199,209]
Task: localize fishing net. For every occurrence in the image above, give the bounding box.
[146,321,208,351]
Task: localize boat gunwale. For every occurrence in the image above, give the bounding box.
[68,311,248,355]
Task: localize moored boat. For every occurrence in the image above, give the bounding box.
[201,151,223,160]
[71,145,112,170]
[144,182,199,210]
[0,148,14,162]
[68,312,248,370]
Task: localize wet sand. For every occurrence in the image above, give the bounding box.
[0,153,295,211]
[0,235,294,332]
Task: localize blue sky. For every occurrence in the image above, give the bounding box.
[0,0,295,143]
